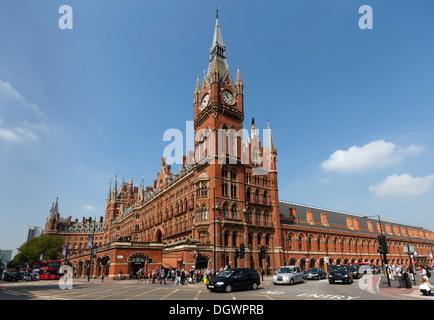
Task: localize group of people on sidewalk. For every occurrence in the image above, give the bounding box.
[125,266,231,286]
[387,264,433,296]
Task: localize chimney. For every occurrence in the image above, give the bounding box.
[182,156,186,169]
[320,212,329,226]
[346,217,354,230]
[289,207,298,223]
[376,223,382,233]
[385,224,392,234]
[353,218,360,230]
[306,210,315,225]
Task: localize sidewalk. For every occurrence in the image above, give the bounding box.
[377,273,434,300]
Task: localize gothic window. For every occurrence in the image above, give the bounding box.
[255,210,260,224]
[201,206,208,221]
[245,208,252,222]
[263,191,268,204]
[201,185,208,198]
[222,166,228,179]
[224,231,230,246]
[288,235,292,249]
[246,173,251,184]
[265,234,270,248]
[222,203,229,218]
[246,188,251,202]
[230,169,237,180]
[222,181,228,196]
[231,205,237,219]
[264,211,269,225]
[255,190,259,203]
[230,183,237,198]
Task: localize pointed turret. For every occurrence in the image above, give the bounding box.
[265,121,275,151]
[207,14,229,84]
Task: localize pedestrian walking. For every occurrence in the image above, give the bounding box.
[160,269,167,285]
[397,266,405,288]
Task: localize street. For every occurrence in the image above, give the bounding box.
[0,274,422,301]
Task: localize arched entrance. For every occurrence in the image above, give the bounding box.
[128,253,149,276]
[196,254,208,270]
[101,256,110,277]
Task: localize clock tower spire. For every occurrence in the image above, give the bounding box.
[194,13,244,131]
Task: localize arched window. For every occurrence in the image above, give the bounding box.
[231,205,237,219]
[201,206,208,221]
[222,203,229,218]
[255,210,260,224]
[263,191,268,204]
[222,181,228,196]
[298,236,303,250]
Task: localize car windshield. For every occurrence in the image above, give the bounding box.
[330,266,347,273]
[307,268,319,273]
[350,265,358,271]
[277,267,293,273]
[9,271,18,275]
[218,270,233,278]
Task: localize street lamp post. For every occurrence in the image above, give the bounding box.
[88,216,96,282]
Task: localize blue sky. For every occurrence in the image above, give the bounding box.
[1,0,433,256]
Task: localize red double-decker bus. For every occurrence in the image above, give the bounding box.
[39,260,62,280]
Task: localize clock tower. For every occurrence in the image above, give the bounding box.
[193,14,244,135]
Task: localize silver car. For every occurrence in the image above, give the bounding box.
[273,266,304,285]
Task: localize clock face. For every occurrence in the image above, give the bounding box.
[222,90,234,105]
[201,93,210,110]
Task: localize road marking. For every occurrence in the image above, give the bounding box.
[194,290,201,300]
[125,287,162,300]
[297,293,360,300]
[160,288,179,300]
[230,293,236,300]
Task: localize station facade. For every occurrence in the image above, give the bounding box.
[44,16,434,280]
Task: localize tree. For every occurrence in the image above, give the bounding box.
[8,235,64,269]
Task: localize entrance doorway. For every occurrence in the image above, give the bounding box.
[130,257,145,276]
[196,254,208,269]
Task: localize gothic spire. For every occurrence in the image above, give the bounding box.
[207,13,229,83]
[265,121,275,150]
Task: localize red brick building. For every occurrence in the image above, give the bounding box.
[45,15,434,280]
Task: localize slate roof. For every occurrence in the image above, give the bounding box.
[279,200,433,241]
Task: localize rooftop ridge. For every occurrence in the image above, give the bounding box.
[279,200,431,231]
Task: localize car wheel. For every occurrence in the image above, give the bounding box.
[225,285,232,293]
[252,282,258,290]
[290,278,294,285]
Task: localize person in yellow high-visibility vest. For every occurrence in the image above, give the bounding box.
[203,274,207,285]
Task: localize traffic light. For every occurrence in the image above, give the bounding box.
[259,246,266,259]
[240,244,245,258]
[377,235,388,254]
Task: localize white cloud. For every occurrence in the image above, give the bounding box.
[0,124,38,142]
[82,205,96,212]
[321,140,424,173]
[0,79,45,117]
[369,173,434,197]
